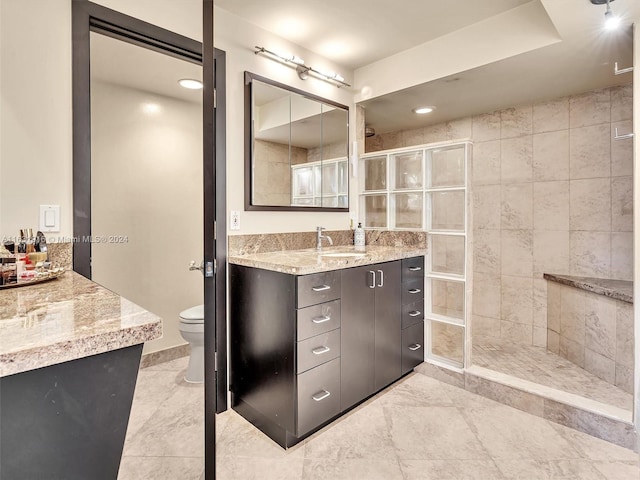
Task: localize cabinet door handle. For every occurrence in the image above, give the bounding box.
[312,346,331,355]
[377,269,384,287]
[312,315,331,324]
[408,288,421,294]
[408,343,422,351]
[312,390,331,402]
[409,310,421,317]
[369,271,375,289]
[408,266,422,272]
[312,285,331,292]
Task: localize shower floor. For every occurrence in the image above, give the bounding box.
[471,341,633,412]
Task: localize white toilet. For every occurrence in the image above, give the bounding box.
[178,304,204,383]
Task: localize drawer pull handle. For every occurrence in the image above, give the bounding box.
[369,271,375,289]
[312,390,331,402]
[408,266,422,272]
[408,343,422,351]
[409,310,421,317]
[312,285,331,292]
[312,315,331,324]
[312,346,331,355]
[377,269,384,287]
[408,288,422,294]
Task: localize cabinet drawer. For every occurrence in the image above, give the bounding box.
[297,300,341,341]
[402,322,424,374]
[402,256,424,282]
[402,277,424,305]
[297,358,341,436]
[297,271,341,308]
[297,328,341,373]
[402,300,424,329]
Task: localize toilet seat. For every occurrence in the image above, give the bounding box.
[179,304,204,324]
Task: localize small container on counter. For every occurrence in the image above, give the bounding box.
[1,257,17,286]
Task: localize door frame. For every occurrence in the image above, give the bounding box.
[72,2,226,478]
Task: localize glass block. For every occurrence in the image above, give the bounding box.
[429,278,464,322]
[322,196,338,208]
[430,321,464,366]
[313,165,321,195]
[292,167,313,196]
[363,156,387,191]
[428,190,465,231]
[362,195,387,228]
[293,197,314,205]
[427,145,465,188]
[338,195,348,208]
[392,150,423,190]
[392,192,423,229]
[321,162,337,195]
[429,235,465,276]
[338,160,348,194]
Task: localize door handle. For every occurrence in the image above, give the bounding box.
[312,390,331,402]
[377,269,384,287]
[312,315,331,324]
[408,288,421,294]
[312,346,331,355]
[369,271,375,288]
[408,266,422,272]
[312,285,331,292]
[408,343,422,351]
[409,310,421,317]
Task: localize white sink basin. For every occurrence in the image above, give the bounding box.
[321,252,367,258]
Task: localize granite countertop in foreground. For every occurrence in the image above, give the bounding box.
[229,245,427,275]
[0,271,162,377]
[543,273,633,304]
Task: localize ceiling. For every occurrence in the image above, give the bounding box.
[217,0,638,135]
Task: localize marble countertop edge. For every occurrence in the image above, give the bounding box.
[543,273,633,304]
[228,245,427,275]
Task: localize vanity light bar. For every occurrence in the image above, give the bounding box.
[254,46,351,88]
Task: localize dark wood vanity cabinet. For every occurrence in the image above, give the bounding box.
[229,256,424,448]
[341,261,401,410]
[400,256,425,374]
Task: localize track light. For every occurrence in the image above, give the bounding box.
[254,46,350,88]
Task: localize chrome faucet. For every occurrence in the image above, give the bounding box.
[316,226,333,251]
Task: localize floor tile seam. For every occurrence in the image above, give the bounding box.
[453,405,499,460]
[120,454,205,459]
[380,402,408,469]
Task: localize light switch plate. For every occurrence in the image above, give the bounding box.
[39,205,60,232]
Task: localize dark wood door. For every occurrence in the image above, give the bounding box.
[374,261,402,390]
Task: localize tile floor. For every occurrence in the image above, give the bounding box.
[472,341,633,411]
[118,357,639,480]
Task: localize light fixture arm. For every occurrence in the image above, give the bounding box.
[254,45,351,88]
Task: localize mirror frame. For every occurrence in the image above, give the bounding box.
[244,71,350,212]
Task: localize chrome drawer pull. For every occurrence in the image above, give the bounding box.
[312,285,331,292]
[377,269,384,287]
[408,343,422,351]
[312,346,331,355]
[408,288,422,294]
[409,310,421,317]
[369,271,375,289]
[312,315,331,324]
[312,390,331,402]
[408,266,422,272]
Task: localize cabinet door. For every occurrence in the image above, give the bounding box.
[340,265,375,410]
[374,261,402,390]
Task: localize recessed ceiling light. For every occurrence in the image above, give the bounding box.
[178,79,203,90]
[413,106,435,114]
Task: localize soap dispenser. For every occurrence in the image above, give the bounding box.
[354,222,365,250]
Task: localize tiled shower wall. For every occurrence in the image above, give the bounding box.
[366,84,633,347]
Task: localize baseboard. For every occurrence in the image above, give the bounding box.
[140,344,189,369]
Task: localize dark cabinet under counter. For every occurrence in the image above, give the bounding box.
[229,256,424,448]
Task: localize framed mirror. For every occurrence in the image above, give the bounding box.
[244,72,349,211]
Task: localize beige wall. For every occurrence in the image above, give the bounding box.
[367,85,634,348]
[91,81,203,354]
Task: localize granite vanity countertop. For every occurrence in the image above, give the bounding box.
[229,245,427,275]
[0,271,162,377]
[543,273,633,304]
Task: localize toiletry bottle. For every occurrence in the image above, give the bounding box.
[17,230,26,254]
[354,222,365,250]
[25,228,35,254]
